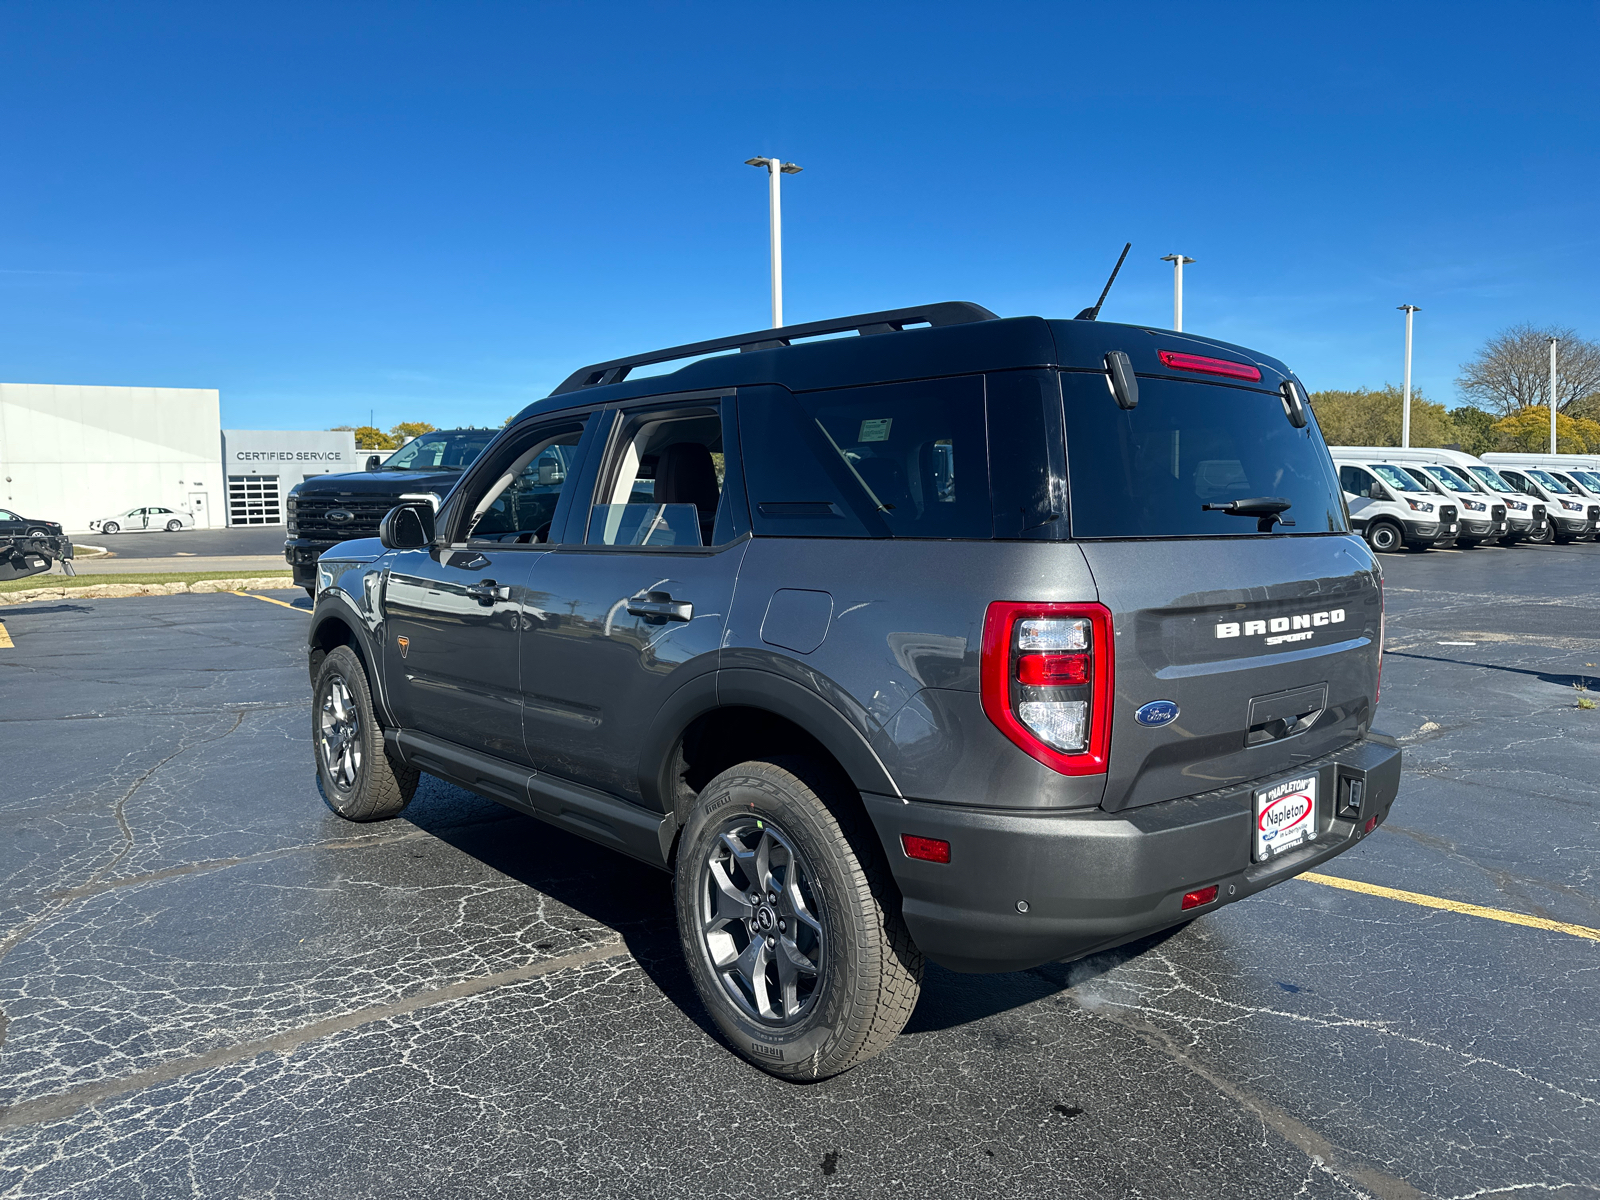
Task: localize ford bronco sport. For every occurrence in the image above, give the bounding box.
[305,302,1400,1079]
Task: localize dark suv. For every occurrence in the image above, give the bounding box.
[305,303,1400,1079]
[283,428,500,592]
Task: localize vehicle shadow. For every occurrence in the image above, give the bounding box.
[1385,650,1598,691]
[395,775,1191,1045]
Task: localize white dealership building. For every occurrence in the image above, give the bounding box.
[0,382,357,531]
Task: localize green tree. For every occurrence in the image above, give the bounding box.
[389,421,437,444]
[1447,405,1498,456]
[1489,407,1600,454]
[1308,386,1458,448]
[332,424,399,450]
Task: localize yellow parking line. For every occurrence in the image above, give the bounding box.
[0,623,12,649]
[1300,871,1600,941]
[234,591,305,612]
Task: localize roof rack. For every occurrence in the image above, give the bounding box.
[550,301,999,395]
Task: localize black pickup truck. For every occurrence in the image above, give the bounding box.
[283,429,498,593]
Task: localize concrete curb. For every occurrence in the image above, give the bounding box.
[0,576,296,606]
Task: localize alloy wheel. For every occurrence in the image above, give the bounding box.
[698,819,825,1026]
[318,675,363,792]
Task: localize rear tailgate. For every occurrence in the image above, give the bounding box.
[1082,536,1380,812]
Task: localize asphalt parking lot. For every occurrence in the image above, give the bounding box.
[1,542,1596,1199]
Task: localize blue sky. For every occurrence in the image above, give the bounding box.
[2,2,1596,431]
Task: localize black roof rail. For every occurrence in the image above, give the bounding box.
[550,301,1000,396]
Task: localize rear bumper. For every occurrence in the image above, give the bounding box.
[866,735,1401,973]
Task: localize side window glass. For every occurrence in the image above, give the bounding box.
[465,424,586,544]
[1338,466,1369,498]
[587,408,730,547]
[739,376,990,539]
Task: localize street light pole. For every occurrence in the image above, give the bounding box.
[1398,305,1420,448]
[1550,336,1560,453]
[745,156,803,328]
[1160,254,1195,331]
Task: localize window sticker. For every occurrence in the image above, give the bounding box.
[858,418,892,443]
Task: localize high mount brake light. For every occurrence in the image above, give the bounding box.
[981,602,1113,776]
[1157,350,1263,382]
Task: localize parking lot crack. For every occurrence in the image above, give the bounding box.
[0,940,630,1131]
[0,708,250,966]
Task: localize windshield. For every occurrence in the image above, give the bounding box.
[1464,465,1517,494]
[1526,468,1572,494]
[1571,470,1600,492]
[1371,463,1425,492]
[1423,464,1476,492]
[1062,375,1345,537]
[383,430,496,472]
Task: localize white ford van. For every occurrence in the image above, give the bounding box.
[1330,453,1457,552]
[1397,463,1507,547]
[1483,461,1598,543]
[1338,446,1544,546]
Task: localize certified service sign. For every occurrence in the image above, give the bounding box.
[1254,775,1317,861]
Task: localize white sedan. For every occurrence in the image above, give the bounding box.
[89,506,195,534]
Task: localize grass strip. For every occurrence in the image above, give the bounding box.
[1,569,290,595]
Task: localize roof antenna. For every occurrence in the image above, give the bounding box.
[1075,242,1132,321]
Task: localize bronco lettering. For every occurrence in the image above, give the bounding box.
[1216,608,1345,640]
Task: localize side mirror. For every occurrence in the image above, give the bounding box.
[1280,379,1309,429]
[1104,351,1138,410]
[379,504,436,550]
[366,455,384,472]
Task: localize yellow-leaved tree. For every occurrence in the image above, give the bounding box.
[1489,407,1600,454]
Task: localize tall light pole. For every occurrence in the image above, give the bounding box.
[1398,305,1420,448]
[745,156,803,328]
[1550,336,1560,453]
[1160,254,1195,331]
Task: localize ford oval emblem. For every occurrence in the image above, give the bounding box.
[1135,700,1180,727]
[326,509,354,524]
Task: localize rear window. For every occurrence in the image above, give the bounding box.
[739,376,992,538]
[1061,374,1346,538]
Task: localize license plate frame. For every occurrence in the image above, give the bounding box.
[1253,773,1318,862]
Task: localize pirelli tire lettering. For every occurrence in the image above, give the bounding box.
[1215,608,1345,647]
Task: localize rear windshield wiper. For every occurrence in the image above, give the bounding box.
[1203,496,1295,532]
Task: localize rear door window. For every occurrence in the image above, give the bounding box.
[739,375,991,538]
[1061,374,1346,538]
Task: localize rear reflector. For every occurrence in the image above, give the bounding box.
[1181,885,1219,910]
[1157,349,1263,382]
[1364,816,1378,834]
[901,834,951,864]
[1017,653,1089,687]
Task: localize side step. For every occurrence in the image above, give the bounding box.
[389,729,677,870]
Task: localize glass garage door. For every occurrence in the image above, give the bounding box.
[227,475,282,525]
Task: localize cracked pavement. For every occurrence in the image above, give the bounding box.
[0,544,1596,1198]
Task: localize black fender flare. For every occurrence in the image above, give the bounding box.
[308,601,397,727]
[635,667,903,813]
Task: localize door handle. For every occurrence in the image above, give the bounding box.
[465,580,512,606]
[626,592,693,622]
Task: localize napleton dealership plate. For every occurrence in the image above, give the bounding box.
[1254,773,1317,862]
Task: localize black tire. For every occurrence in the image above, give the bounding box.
[165,519,183,532]
[674,757,923,1080]
[313,644,418,821]
[1365,520,1403,553]
[102,522,119,535]
[1527,519,1554,545]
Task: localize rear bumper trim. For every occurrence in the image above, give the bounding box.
[864,736,1401,973]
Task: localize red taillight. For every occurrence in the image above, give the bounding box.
[1157,349,1263,382]
[1016,653,1090,687]
[901,834,951,864]
[981,601,1114,777]
[1364,815,1378,834]
[1181,885,1219,910]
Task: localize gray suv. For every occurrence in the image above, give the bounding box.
[305,303,1400,1079]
